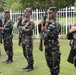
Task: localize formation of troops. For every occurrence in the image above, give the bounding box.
[0,7,76,75]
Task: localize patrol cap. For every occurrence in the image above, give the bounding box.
[47,7,57,13]
[4,10,10,13]
[24,8,32,14]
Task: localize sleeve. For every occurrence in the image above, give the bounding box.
[46,22,61,39]
[4,20,14,31]
[29,21,35,30]
[22,21,35,32]
[67,32,73,40]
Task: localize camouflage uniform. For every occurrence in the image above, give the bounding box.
[0,18,2,43]
[0,18,2,56]
[44,20,61,75]
[67,26,76,68]
[2,10,14,63]
[21,18,35,68]
[39,7,61,75]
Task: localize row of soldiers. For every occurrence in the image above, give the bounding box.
[0,7,76,75]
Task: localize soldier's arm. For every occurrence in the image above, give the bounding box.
[28,21,35,31]
[46,23,61,39]
[67,32,73,40]
[67,26,76,40]
[38,19,45,33]
[3,20,14,31]
[22,21,35,32]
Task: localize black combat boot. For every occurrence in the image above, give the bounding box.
[51,74,53,75]
[27,64,34,72]
[6,60,13,64]
[51,72,54,75]
[51,71,58,75]
[53,73,58,75]
[51,73,58,75]
[23,65,30,70]
[6,56,13,64]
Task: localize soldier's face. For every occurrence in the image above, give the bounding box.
[24,11,31,18]
[4,13,10,18]
[48,12,56,19]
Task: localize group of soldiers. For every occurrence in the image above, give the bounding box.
[0,7,76,75]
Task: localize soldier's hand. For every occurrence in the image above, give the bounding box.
[1,27,4,30]
[69,26,76,33]
[18,16,22,20]
[41,26,47,32]
[0,27,4,30]
[38,19,45,25]
[19,26,22,29]
[73,33,76,39]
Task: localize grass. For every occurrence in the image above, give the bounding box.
[0,39,76,75]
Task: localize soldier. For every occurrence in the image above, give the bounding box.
[0,17,2,56]
[38,7,61,75]
[18,8,35,72]
[0,10,14,64]
[0,16,2,44]
[67,25,76,68]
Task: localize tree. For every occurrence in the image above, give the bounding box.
[0,0,5,11]
[0,0,75,11]
[4,0,21,10]
[50,0,75,8]
[19,0,75,9]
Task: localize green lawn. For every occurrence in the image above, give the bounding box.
[0,39,76,75]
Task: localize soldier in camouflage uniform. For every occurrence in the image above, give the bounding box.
[67,24,76,68]
[0,10,14,64]
[18,8,35,72]
[0,17,2,56]
[38,7,61,75]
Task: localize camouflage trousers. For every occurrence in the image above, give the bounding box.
[22,36,34,65]
[45,47,61,75]
[3,37,13,60]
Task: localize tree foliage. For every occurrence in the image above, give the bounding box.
[0,0,75,11]
[0,0,5,11]
[20,0,75,9]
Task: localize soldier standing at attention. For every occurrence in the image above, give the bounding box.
[38,7,61,75]
[0,10,14,64]
[67,25,76,68]
[18,8,35,72]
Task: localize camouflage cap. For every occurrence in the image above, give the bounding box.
[47,7,57,13]
[4,10,10,13]
[24,8,32,14]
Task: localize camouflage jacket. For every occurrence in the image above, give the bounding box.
[44,20,61,49]
[21,19,35,37]
[2,18,14,39]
